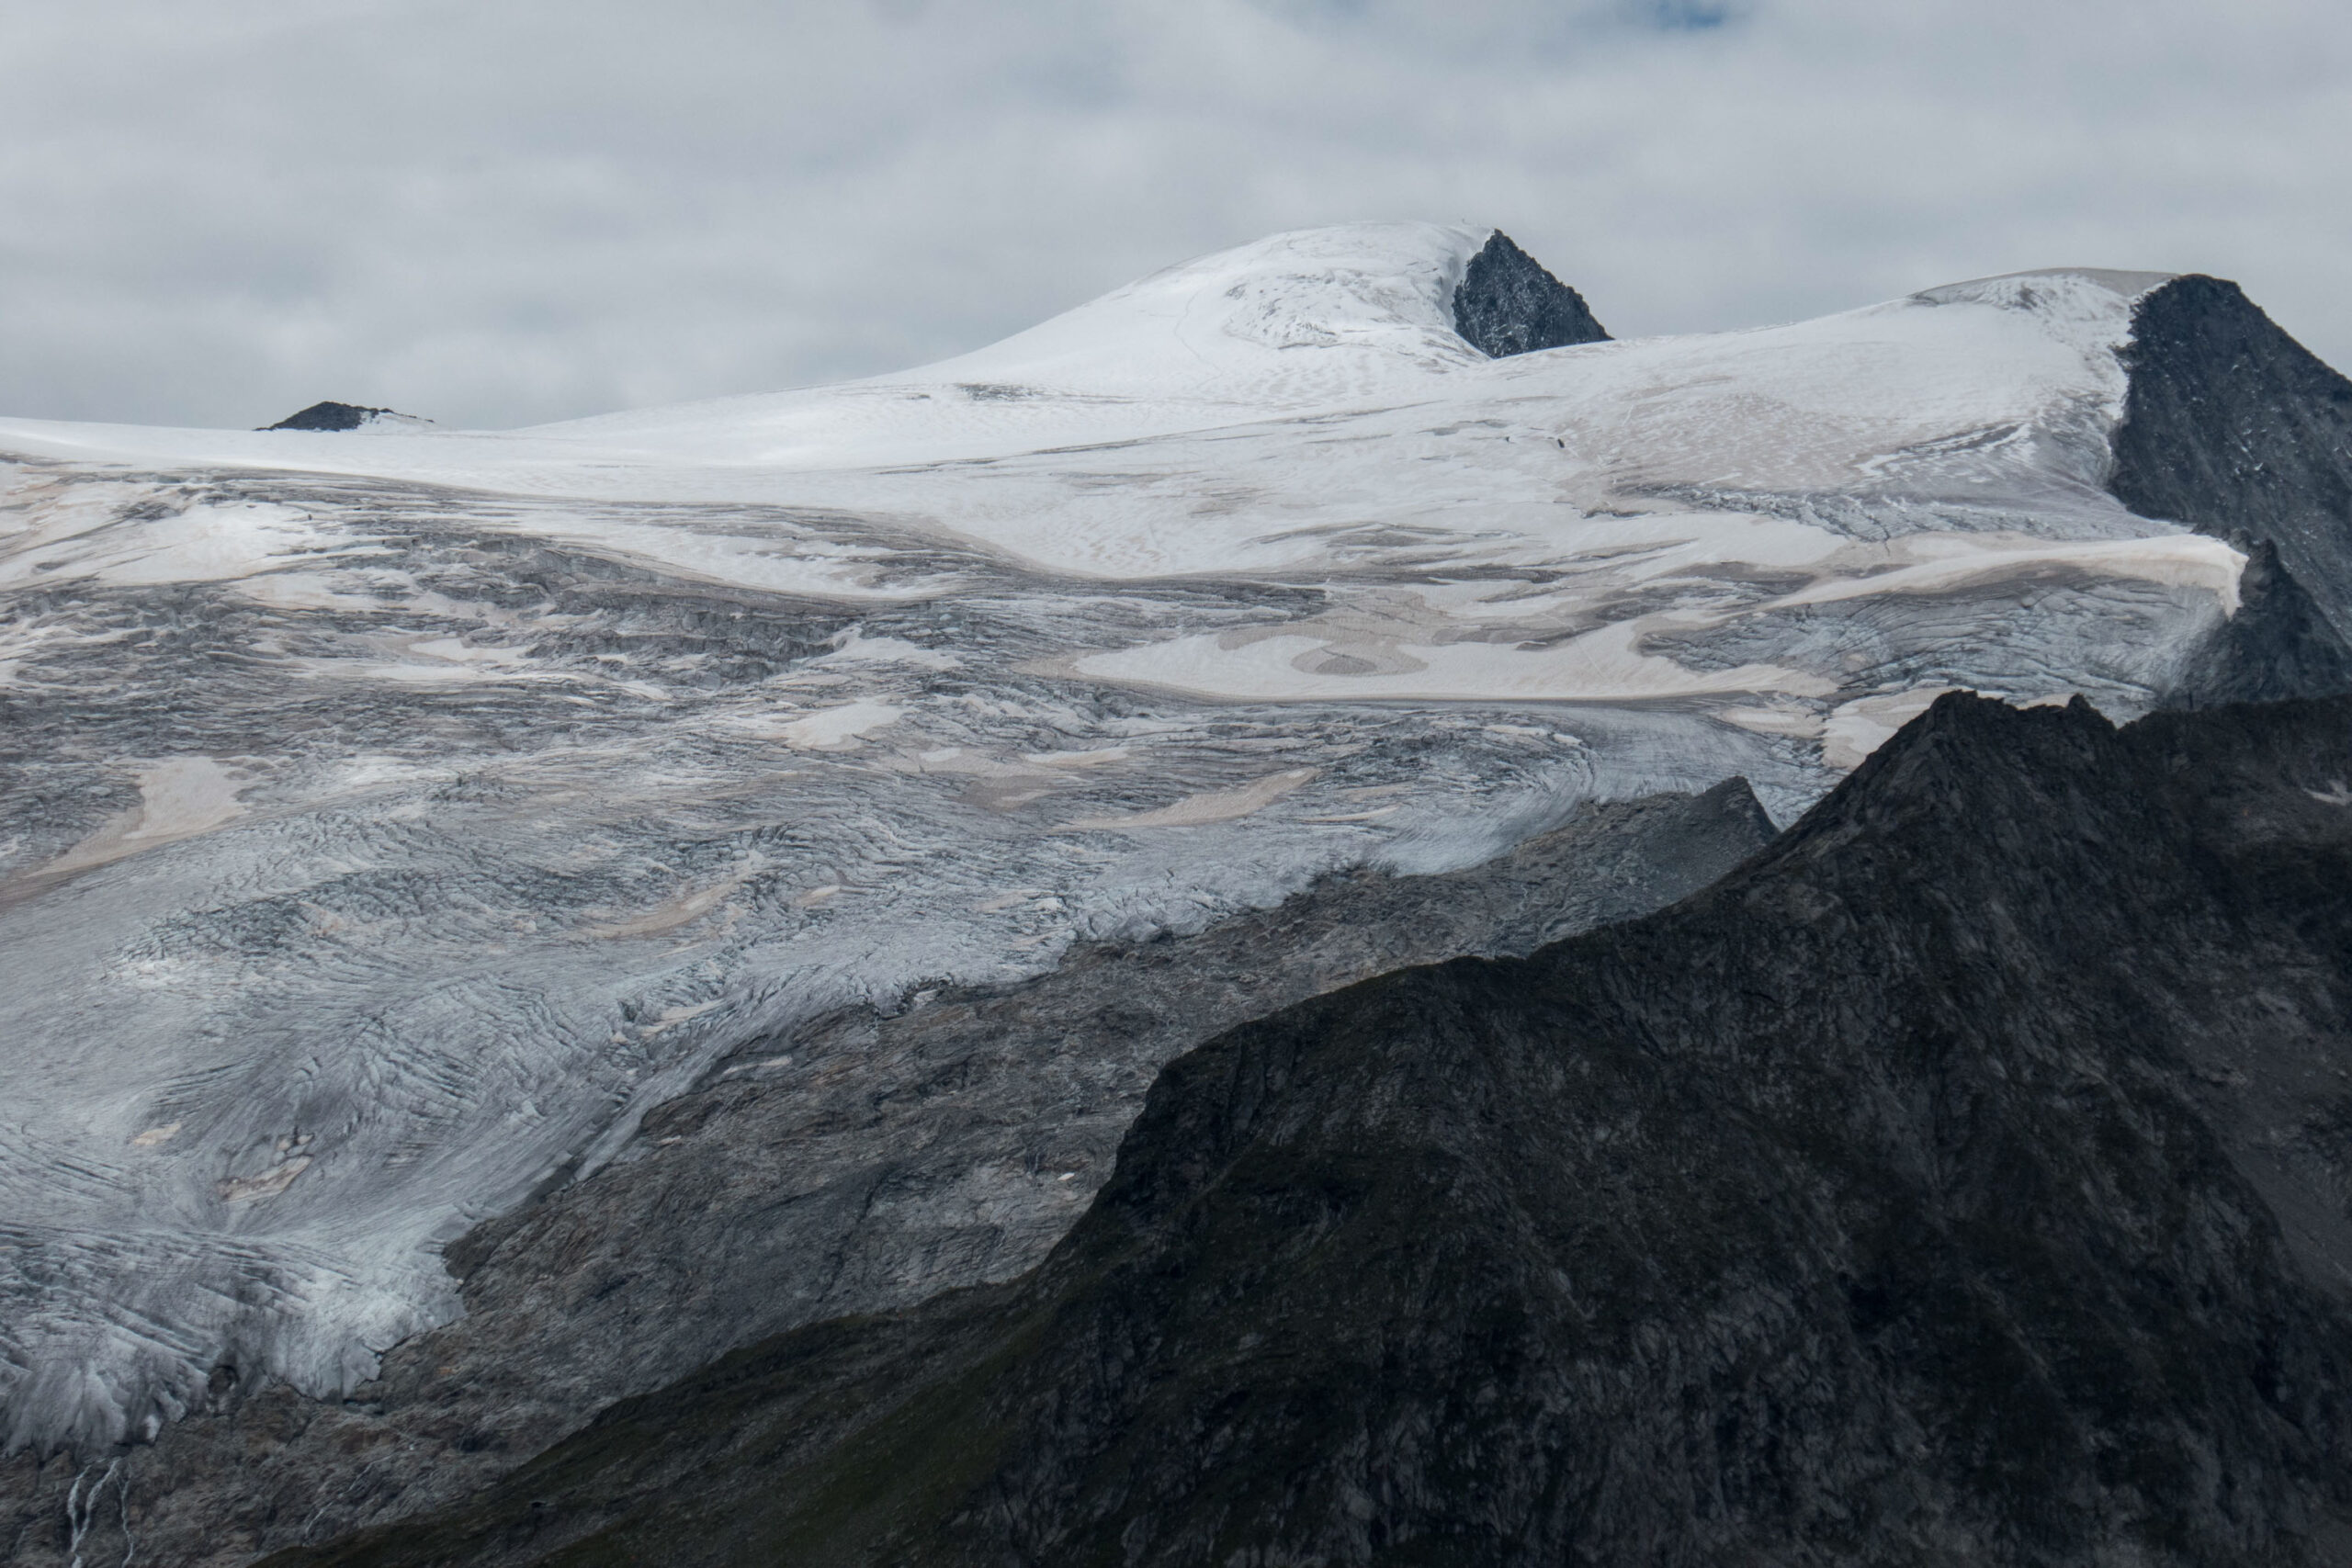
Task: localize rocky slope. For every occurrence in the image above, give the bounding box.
[277,691,2352,1568]
[2167,539,2352,707]
[2107,274,2352,702]
[2109,276,2352,643]
[1449,231,1611,357]
[0,782,1772,1566]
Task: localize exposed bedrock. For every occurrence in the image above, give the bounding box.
[1449,230,1611,357]
[2170,540,2352,707]
[260,402,428,431]
[0,783,1770,1567]
[281,693,2352,1568]
[2112,275,2352,644]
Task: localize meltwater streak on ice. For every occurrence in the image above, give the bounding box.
[0,226,2242,1450]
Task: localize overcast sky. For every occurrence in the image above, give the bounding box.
[5,0,2346,430]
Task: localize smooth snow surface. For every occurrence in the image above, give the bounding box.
[0,225,2234,1450]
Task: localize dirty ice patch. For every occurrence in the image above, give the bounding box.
[1061,768,1319,831]
[1767,534,2246,617]
[820,631,963,671]
[1072,620,1831,705]
[775,699,906,750]
[44,757,251,875]
[0,500,330,591]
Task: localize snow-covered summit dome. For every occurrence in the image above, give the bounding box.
[536,222,1617,466]
[910,220,1498,400]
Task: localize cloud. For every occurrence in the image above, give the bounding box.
[1,0,2345,428]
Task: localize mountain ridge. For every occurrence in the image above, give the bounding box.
[272,689,2352,1568]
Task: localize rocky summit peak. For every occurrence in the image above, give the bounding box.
[1451,229,1611,356]
[261,400,432,432]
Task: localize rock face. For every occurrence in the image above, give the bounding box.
[0,784,1772,1567]
[260,401,429,431]
[2170,539,2352,707]
[1450,230,1611,356]
[2112,275,2352,644]
[282,693,2352,1568]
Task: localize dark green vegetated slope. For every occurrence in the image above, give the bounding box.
[279,693,2352,1568]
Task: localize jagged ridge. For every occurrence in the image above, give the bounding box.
[2112,275,2352,651]
[276,692,2352,1566]
[1451,230,1611,356]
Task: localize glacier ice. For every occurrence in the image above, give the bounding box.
[0,222,2257,1450]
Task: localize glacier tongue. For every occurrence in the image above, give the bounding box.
[0,224,2276,1451]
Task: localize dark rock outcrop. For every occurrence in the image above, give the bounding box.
[260,401,415,432]
[2169,540,2352,707]
[2111,276,2352,646]
[1451,231,1611,357]
[1,784,1771,1567]
[281,693,2352,1567]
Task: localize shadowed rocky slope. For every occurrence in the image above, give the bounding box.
[2169,539,2352,707]
[2113,275,2352,654]
[1451,231,1611,356]
[0,784,1771,1566]
[280,693,2352,1567]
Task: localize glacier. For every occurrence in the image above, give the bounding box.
[0,222,2278,1458]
